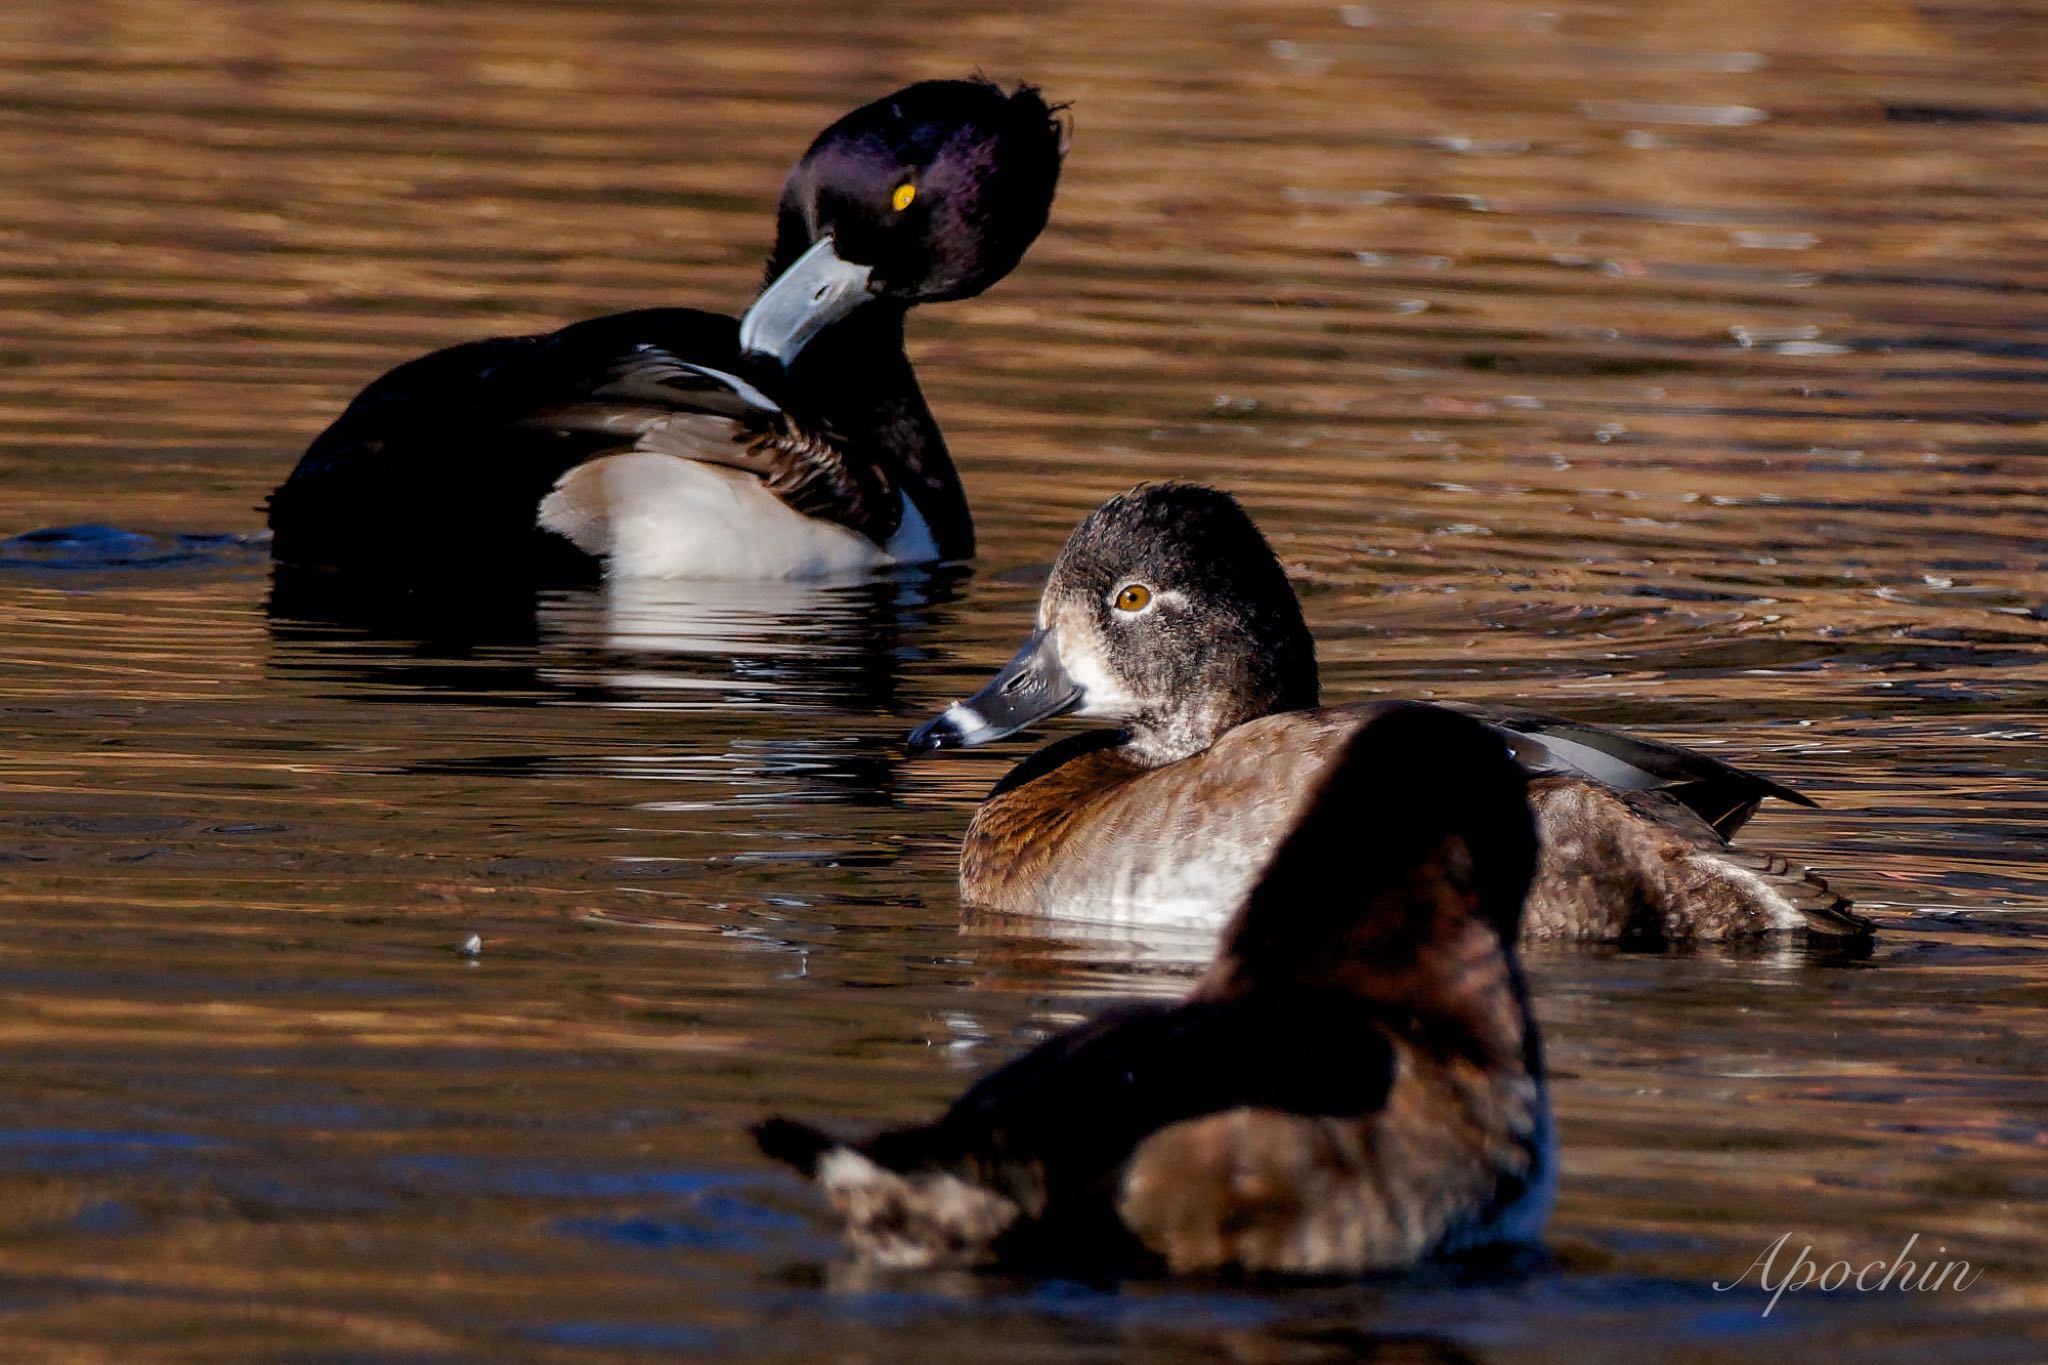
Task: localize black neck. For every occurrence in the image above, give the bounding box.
[785,306,974,560]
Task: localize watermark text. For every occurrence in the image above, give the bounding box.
[1714,1233,1981,1317]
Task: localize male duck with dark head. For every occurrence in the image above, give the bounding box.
[266,79,1064,582]
[758,702,1552,1274]
[909,482,1872,945]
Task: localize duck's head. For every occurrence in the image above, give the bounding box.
[910,483,1318,766]
[740,79,1066,366]
[1208,703,1538,990]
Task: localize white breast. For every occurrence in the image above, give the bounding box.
[538,452,939,580]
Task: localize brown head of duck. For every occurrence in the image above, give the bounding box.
[910,482,1315,766]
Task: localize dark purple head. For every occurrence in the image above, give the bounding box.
[740,79,1066,364]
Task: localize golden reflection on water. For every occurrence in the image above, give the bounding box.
[0,0,2045,1357]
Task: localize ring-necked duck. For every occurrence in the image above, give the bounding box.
[758,702,1551,1275]
[909,482,1871,944]
[267,79,1064,582]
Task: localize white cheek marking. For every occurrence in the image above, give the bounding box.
[1056,586,1183,720]
[1059,630,1133,720]
[943,701,987,735]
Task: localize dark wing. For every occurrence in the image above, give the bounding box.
[1442,701,1817,839]
[753,993,1395,1270]
[750,1005,1175,1182]
[864,994,1393,1201]
[515,340,901,539]
[267,307,895,578]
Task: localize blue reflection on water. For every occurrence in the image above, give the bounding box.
[0,524,267,572]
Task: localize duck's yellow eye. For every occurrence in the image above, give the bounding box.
[1114,584,1152,613]
[891,182,917,213]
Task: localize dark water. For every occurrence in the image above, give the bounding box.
[2,0,2046,1358]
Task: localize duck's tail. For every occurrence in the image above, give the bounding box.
[1714,846,1873,938]
[1523,778,1872,944]
[753,1118,1024,1268]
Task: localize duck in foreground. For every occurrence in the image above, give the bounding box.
[267,79,1064,582]
[909,483,1870,944]
[758,702,1551,1274]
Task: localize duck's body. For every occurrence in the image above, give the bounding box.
[267,80,1063,582]
[268,310,956,581]
[760,704,1552,1275]
[913,484,1869,945]
[963,706,1857,942]
[960,714,1351,929]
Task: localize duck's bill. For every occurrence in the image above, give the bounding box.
[739,237,876,365]
[907,629,1083,755]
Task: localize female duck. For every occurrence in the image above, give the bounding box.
[759,703,1552,1274]
[267,79,1064,581]
[910,483,1870,944]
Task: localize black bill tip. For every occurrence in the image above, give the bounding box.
[903,630,1082,759]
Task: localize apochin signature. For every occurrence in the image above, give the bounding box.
[1715,1233,1983,1316]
